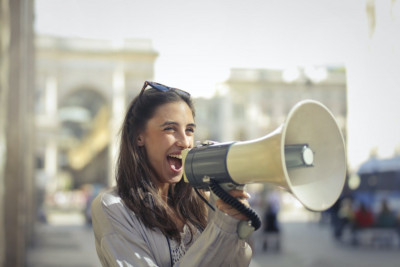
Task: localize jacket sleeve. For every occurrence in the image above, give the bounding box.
[175,195,253,267]
[91,192,164,267]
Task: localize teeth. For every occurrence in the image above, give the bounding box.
[169,154,182,159]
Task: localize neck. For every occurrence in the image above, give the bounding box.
[158,183,170,202]
[157,183,185,231]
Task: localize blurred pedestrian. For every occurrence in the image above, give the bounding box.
[262,190,281,251]
[352,202,374,245]
[354,202,374,228]
[334,197,354,240]
[376,199,396,228]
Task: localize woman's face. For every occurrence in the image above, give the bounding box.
[138,101,195,186]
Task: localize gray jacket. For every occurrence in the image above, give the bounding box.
[91,187,252,267]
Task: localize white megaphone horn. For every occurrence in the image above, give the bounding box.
[182,99,346,212]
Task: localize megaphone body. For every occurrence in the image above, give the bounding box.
[182,100,346,212]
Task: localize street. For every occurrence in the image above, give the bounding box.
[27,223,100,267]
[27,218,400,267]
[250,222,400,267]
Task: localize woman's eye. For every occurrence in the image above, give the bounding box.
[186,128,195,133]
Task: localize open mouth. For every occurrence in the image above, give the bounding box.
[167,154,183,172]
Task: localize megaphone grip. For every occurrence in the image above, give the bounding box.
[209,180,261,230]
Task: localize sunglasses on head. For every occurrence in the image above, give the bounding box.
[139,81,190,98]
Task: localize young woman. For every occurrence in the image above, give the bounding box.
[91,81,252,266]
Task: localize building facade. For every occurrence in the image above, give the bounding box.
[35,35,158,203]
[196,67,347,145]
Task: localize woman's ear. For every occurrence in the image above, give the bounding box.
[137,135,144,146]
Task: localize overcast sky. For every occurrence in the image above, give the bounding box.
[34,0,400,170]
[34,0,366,95]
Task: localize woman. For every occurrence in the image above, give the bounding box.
[91,81,253,266]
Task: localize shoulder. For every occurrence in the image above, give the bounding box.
[91,187,136,226]
[91,187,142,237]
[92,187,122,211]
[94,187,120,205]
[91,188,169,266]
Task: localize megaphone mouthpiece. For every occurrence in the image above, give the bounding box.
[182,142,238,189]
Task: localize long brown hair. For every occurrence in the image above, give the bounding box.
[116,87,207,242]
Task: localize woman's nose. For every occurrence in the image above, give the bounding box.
[176,133,191,149]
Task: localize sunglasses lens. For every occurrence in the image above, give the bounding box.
[142,81,190,97]
[175,89,191,97]
[149,82,169,92]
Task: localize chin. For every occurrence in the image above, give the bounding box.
[170,174,183,184]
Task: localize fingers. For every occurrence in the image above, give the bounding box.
[216,190,251,221]
[226,189,250,200]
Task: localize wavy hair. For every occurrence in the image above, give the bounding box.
[116,87,207,242]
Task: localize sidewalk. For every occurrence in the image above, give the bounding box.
[27,219,400,267]
[250,222,400,267]
[27,223,100,267]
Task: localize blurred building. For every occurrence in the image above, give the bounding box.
[35,35,158,195]
[196,66,347,144]
[349,154,400,212]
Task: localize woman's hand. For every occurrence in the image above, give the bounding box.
[216,189,251,221]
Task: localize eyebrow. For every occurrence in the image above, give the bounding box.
[160,121,197,128]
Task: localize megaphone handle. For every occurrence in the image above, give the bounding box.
[209,180,261,239]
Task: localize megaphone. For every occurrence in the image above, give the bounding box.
[182,99,346,212]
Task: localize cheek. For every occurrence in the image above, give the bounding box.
[189,138,194,148]
[145,135,171,156]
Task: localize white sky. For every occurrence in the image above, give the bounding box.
[35,0,400,171]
